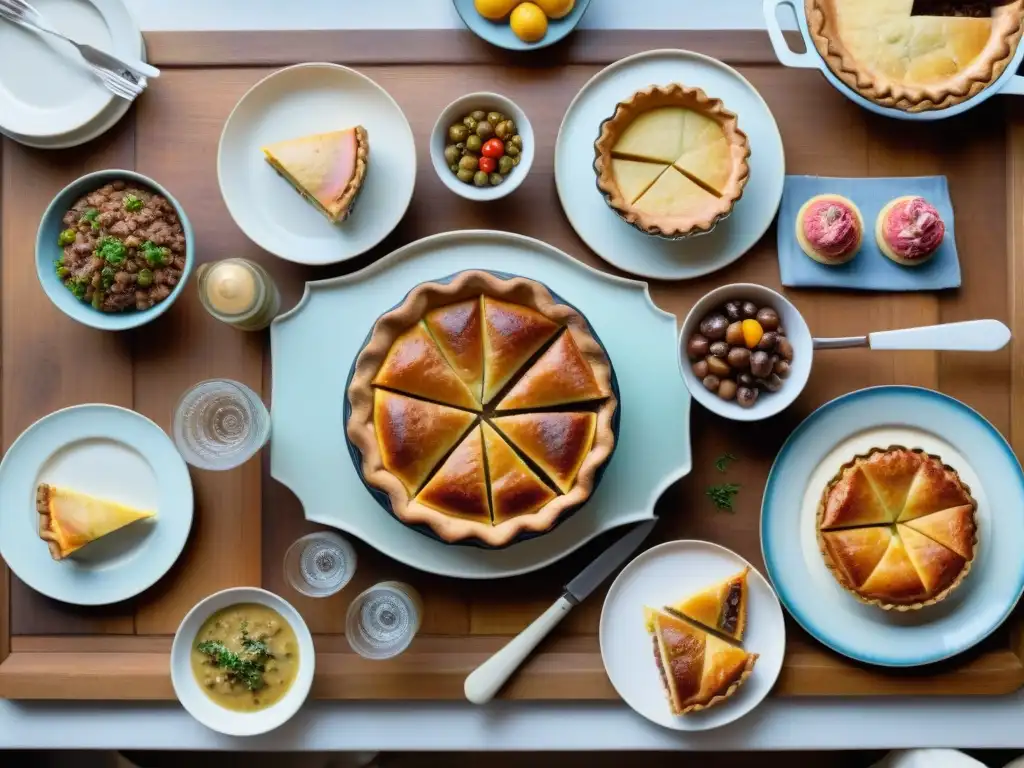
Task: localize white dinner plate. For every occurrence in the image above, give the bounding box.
[218,63,417,266]
[554,49,786,281]
[0,0,141,143]
[599,540,785,731]
[762,386,1024,667]
[0,404,194,605]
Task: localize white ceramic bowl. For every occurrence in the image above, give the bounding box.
[678,284,812,422]
[170,587,315,737]
[430,92,534,202]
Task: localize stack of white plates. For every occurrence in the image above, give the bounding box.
[0,0,145,149]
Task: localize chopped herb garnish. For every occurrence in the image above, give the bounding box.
[57,228,77,247]
[96,236,127,265]
[123,193,143,212]
[100,266,116,290]
[706,483,740,512]
[79,208,100,230]
[196,621,274,692]
[69,279,88,300]
[714,453,737,473]
[140,240,170,267]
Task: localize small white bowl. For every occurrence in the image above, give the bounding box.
[170,587,315,737]
[678,284,813,422]
[431,92,534,202]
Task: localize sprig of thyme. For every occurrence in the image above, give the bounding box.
[197,621,274,691]
[706,483,740,512]
[714,453,737,473]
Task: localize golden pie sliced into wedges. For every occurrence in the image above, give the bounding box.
[609,106,687,164]
[819,526,894,590]
[37,484,155,560]
[490,412,597,494]
[496,330,607,411]
[666,567,750,642]
[902,504,976,560]
[859,448,923,518]
[373,322,480,410]
[631,167,720,233]
[857,534,929,605]
[415,425,490,523]
[611,159,668,205]
[898,523,966,595]
[481,422,556,524]
[897,455,974,523]
[819,464,891,529]
[481,296,560,404]
[424,299,484,403]
[373,390,476,494]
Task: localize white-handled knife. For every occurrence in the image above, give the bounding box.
[464,518,658,705]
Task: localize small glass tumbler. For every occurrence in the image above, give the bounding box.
[172,379,270,471]
[345,581,423,660]
[283,531,357,598]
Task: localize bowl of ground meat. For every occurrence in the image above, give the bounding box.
[36,170,193,331]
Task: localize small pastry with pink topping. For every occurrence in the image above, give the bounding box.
[875,196,945,267]
[795,194,863,265]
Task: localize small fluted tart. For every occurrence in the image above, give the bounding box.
[816,447,978,610]
[795,194,863,265]
[875,196,946,266]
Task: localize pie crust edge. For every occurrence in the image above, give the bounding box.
[37,483,66,560]
[331,125,370,222]
[678,651,759,716]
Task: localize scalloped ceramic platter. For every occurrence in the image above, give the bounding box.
[555,49,786,280]
[0,405,194,605]
[218,63,416,266]
[762,386,1024,667]
[271,230,691,578]
[600,540,785,731]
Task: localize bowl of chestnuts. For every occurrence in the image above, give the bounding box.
[678,284,812,421]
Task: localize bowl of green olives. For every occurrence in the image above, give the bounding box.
[431,92,534,201]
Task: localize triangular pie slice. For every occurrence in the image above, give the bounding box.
[415,425,490,523]
[857,533,928,604]
[666,567,750,642]
[860,449,923,519]
[648,608,707,715]
[820,527,893,589]
[490,412,596,494]
[697,634,757,710]
[610,107,686,164]
[633,166,719,219]
[902,504,976,560]
[672,137,731,197]
[424,299,484,403]
[897,456,973,523]
[898,524,966,595]
[480,297,559,405]
[373,390,476,494]
[481,422,556,524]
[262,126,369,223]
[680,108,727,150]
[819,465,891,529]
[37,484,156,560]
[611,159,668,205]
[495,331,606,411]
[372,322,480,410]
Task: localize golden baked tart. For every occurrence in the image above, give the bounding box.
[594,83,751,238]
[347,270,619,547]
[666,567,750,642]
[806,0,1024,112]
[816,447,977,609]
[37,484,155,560]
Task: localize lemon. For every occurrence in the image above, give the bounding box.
[510,2,548,42]
[475,0,519,21]
[535,0,575,19]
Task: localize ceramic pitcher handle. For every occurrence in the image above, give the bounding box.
[763,0,819,69]
[867,320,1010,351]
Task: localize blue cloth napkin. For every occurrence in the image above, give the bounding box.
[778,175,960,291]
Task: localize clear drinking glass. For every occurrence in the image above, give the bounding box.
[345,581,423,660]
[172,379,270,470]
[283,531,357,598]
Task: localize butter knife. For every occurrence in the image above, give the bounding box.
[464,518,658,705]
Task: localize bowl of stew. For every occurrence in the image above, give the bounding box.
[170,587,315,736]
[36,169,194,331]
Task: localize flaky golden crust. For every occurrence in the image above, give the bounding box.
[36,484,64,561]
[805,0,1024,113]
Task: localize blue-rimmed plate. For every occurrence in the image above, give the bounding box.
[452,0,592,51]
[0,404,194,605]
[761,386,1024,667]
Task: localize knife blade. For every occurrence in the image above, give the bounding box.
[464,518,657,704]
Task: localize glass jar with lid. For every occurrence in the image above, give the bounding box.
[197,258,280,331]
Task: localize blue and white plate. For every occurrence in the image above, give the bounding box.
[0,404,194,605]
[761,386,1024,667]
[452,0,593,52]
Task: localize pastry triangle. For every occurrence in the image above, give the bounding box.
[898,524,966,595]
[819,466,891,529]
[633,167,719,218]
[610,107,686,164]
[897,458,973,522]
[490,412,596,493]
[373,390,476,494]
[649,609,706,715]
[481,422,556,524]
[666,567,749,642]
[672,137,731,197]
[37,484,156,560]
[902,504,976,560]
[699,634,756,707]
[373,322,480,410]
[820,526,893,588]
[415,425,490,523]
[611,159,667,205]
[858,533,928,603]
[424,299,484,403]
[480,297,559,405]
[496,330,606,411]
[860,449,923,519]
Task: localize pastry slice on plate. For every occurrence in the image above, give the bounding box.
[481,422,556,524]
[897,455,974,523]
[490,412,596,493]
[496,330,607,410]
[373,322,480,410]
[902,504,976,560]
[665,567,750,642]
[609,107,686,164]
[37,484,156,560]
[898,524,967,596]
[373,390,476,494]
[611,160,667,205]
[819,464,891,529]
[859,448,923,518]
[261,126,369,223]
[424,299,485,403]
[632,167,719,227]
[415,425,490,523]
[819,526,893,591]
[480,297,559,404]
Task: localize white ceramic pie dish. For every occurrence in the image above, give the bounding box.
[763,0,1024,121]
[170,587,315,737]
